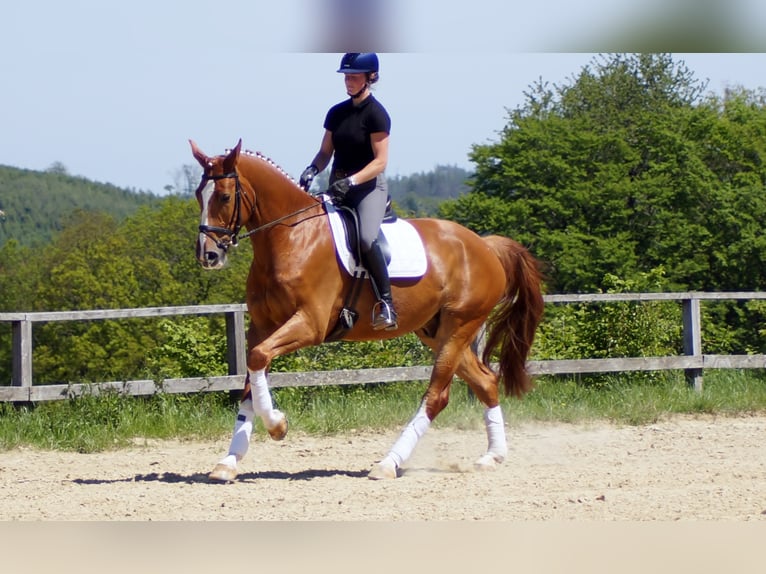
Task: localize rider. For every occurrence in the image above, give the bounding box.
[299,52,398,331]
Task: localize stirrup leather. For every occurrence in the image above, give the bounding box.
[372,300,398,331]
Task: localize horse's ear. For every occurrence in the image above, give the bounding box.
[223,139,242,172]
[189,140,209,168]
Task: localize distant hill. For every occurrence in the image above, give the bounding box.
[0,165,161,248]
[0,162,474,248]
[387,164,473,216]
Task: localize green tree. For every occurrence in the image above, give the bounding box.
[690,88,766,291]
[442,54,766,297]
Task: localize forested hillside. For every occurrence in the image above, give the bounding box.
[304,164,472,216]
[0,161,467,249]
[0,165,160,248]
[387,165,472,216]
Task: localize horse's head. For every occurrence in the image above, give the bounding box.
[190,139,247,269]
[191,138,322,270]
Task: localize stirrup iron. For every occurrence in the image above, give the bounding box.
[372,300,398,331]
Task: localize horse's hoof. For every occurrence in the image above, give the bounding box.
[368,458,398,480]
[267,411,288,441]
[474,452,504,471]
[208,463,238,482]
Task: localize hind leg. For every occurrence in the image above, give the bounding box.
[368,375,455,480]
[368,322,476,480]
[455,347,508,470]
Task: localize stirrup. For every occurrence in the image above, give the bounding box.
[372,300,398,331]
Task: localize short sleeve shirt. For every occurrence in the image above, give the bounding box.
[324,95,391,174]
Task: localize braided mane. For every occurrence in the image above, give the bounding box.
[223,147,303,190]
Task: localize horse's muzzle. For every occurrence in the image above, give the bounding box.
[196,237,227,269]
[201,251,224,269]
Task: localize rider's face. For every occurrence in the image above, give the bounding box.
[343,73,367,96]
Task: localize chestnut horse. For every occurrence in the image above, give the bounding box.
[190,139,544,481]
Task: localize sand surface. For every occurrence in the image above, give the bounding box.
[2,415,766,521]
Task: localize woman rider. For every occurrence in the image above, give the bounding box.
[299,52,397,331]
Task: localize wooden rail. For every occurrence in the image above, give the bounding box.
[2,292,765,402]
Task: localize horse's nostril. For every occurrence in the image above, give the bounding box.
[205,251,219,263]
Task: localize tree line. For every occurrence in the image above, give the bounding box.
[1,53,765,387]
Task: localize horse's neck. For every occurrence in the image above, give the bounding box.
[240,153,313,227]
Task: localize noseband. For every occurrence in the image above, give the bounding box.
[198,171,249,250]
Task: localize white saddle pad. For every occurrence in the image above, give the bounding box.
[323,199,428,278]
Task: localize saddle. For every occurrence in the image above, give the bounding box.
[335,197,397,268]
[320,196,427,341]
[322,197,427,279]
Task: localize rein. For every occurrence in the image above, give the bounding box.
[198,171,325,249]
[238,201,324,240]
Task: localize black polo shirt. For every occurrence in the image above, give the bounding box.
[324,95,391,176]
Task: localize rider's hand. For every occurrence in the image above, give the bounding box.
[330,176,355,201]
[299,164,318,191]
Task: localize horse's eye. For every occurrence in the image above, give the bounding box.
[219,193,231,203]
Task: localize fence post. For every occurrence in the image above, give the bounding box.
[682,297,703,392]
[224,311,247,376]
[11,319,33,389]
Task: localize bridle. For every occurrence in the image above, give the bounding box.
[198,171,248,250]
[198,171,325,251]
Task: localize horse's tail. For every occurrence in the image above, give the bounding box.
[481,235,545,398]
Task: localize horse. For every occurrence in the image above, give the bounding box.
[190,139,544,481]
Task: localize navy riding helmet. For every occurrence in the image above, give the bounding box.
[337,52,379,74]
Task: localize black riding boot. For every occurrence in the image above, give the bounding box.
[362,240,398,331]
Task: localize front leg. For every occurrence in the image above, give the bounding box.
[247,309,327,369]
[208,311,324,482]
[208,369,288,482]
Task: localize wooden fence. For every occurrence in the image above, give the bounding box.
[2,292,765,402]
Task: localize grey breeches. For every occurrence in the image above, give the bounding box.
[337,175,388,253]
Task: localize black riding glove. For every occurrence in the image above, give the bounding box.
[299,164,318,191]
[330,177,355,202]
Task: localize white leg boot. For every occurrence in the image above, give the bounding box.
[475,405,507,470]
[209,399,255,482]
[369,401,431,480]
[250,369,288,440]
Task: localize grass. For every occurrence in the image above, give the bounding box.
[0,391,234,453]
[1,370,766,452]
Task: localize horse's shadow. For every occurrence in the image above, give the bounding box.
[70,468,370,486]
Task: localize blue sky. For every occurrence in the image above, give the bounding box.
[2,2,765,194]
